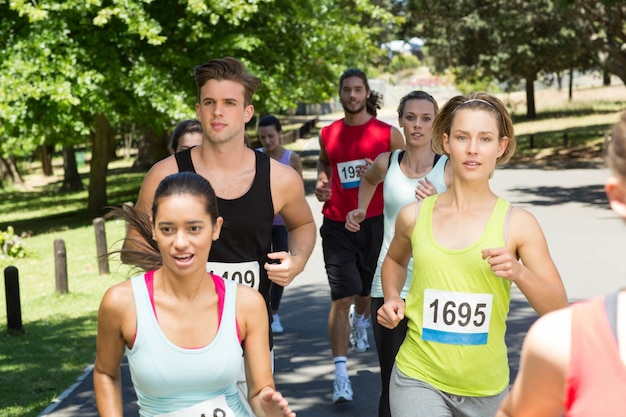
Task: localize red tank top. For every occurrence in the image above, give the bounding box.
[565,294,626,416]
[321,117,391,221]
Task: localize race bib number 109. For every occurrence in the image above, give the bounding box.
[421,289,493,345]
[206,261,260,291]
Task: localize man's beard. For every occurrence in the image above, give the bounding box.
[341,100,366,115]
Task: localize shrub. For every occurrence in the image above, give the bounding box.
[0,226,27,261]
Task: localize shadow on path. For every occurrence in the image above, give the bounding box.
[508,184,609,208]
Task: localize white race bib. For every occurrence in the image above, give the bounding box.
[155,395,235,417]
[421,289,493,345]
[337,159,366,189]
[207,261,260,291]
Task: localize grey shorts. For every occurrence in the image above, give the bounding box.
[389,364,508,417]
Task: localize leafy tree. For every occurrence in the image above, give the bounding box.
[566,1,626,85]
[400,0,595,118]
[0,0,391,215]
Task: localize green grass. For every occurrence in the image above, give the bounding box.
[504,89,626,154]
[0,159,141,417]
[0,219,133,417]
[0,164,146,236]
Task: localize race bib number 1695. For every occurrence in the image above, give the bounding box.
[421,289,493,345]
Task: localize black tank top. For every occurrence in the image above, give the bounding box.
[174,148,274,304]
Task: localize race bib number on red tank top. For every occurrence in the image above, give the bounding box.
[421,289,493,345]
[337,159,366,189]
[206,261,260,291]
[155,395,235,417]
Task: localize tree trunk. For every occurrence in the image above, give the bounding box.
[0,155,24,186]
[38,145,54,176]
[6,155,23,185]
[60,145,84,191]
[568,67,574,101]
[525,75,536,120]
[556,72,563,90]
[603,69,611,86]
[0,157,7,186]
[87,114,112,217]
[132,127,169,171]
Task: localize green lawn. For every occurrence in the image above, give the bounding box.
[0,159,141,417]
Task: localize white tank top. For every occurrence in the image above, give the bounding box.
[370,150,448,298]
[126,274,248,417]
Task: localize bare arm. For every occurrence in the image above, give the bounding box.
[240,287,295,417]
[482,208,568,315]
[93,283,133,417]
[315,135,332,202]
[266,160,316,286]
[288,151,303,178]
[377,203,416,329]
[345,151,390,232]
[496,308,569,417]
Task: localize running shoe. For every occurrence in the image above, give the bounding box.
[349,304,370,352]
[271,314,284,334]
[333,376,353,403]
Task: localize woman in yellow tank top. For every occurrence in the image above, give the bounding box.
[377,93,568,417]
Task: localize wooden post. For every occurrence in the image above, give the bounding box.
[54,239,69,294]
[563,132,569,148]
[529,134,535,149]
[93,217,109,275]
[4,266,24,334]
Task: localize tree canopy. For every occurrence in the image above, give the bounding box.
[0,0,392,214]
[399,0,625,118]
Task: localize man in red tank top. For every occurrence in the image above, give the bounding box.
[315,68,404,404]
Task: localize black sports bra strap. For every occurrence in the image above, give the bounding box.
[174,147,196,173]
[390,150,405,167]
[604,292,618,341]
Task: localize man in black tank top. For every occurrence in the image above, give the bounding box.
[124,57,315,344]
[123,57,316,412]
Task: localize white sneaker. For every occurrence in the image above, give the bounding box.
[271,315,284,334]
[333,376,353,403]
[349,304,370,352]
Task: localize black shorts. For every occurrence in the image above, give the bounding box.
[320,215,384,300]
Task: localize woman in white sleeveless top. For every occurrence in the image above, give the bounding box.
[345,90,452,417]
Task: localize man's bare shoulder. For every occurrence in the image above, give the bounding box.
[135,155,181,213]
[269,157,303,185]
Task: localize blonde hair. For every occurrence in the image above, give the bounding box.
[432,93,516,165]
[607,111,626,179]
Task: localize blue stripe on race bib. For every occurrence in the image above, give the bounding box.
[422,328,488,345]
[342,180,360,189]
